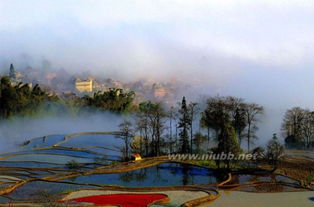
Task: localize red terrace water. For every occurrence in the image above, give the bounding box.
[69,193,168,207]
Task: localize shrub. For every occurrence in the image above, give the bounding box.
[65,160,81,170]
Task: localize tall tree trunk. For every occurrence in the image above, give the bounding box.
[190,121,193,153]
[190,109,193,153]
[156,116,160,156]
[151,126,156,156]
[125,134,129,160]
[170,113,173,153]
[247,123,251,152]
[207,127,210,147]
[175,122,178,151]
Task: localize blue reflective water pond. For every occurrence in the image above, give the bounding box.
[61,134,122,149]
[22,135,65,150]
[32,148,121,160]
[2,154,95,164]
[65,163,223,187]
[233,174,298,184]
[0,161,62,168]
[8,181,100,199]
[31,148,101,158]
[88,147,121,157]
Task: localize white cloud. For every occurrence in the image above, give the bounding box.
[1,0,314,72]
[1,0,314,144]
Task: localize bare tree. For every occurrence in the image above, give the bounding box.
[282,107,314,148]
[282,107,305,139]
[228,97,247,145]
[244,103,264,152]
[282,107,306,148]
[152,103,166,156]
[135,112,149,156]
[116,120,134,160]
[301,111,314,148]
[138,101,166,156]
[166,106,177,153]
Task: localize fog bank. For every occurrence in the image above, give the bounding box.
[0,112,124,153]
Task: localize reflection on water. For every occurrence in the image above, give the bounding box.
[65,163,224,187]
[0,161,61,168]
[22,135,65,150]
[61,134,122,149]
[231,173,300,192]
[231,174,298,184]
[2,154,95,164]
[8,181,100,199]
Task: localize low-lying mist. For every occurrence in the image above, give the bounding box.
[0,112,124,153]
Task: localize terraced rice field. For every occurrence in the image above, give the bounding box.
[0,132,312,206]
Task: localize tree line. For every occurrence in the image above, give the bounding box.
[282,107,314,149]
[117,96,286,169]
[0,77,136,119]
[0,76,58,118]
[117,96,265,165]
[1,77,289,167]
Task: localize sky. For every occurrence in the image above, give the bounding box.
[1,0,314,143]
